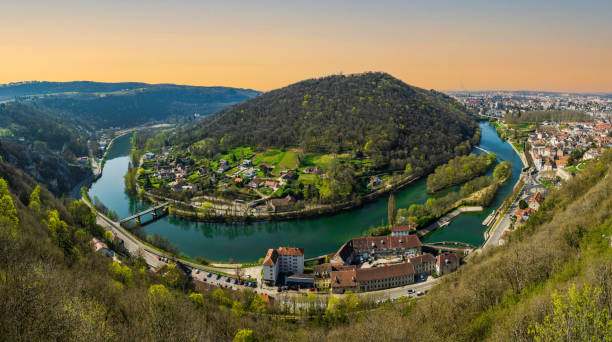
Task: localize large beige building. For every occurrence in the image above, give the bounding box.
[330,263,416,293]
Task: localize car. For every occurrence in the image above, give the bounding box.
[195,269,200,274]
[216,274,221,280]
[246,275,251,279]
[407,289,415,294]
[233,279,238,284]
[157,255,161,261]
[239,280,244,285]
[417,291,424,296]
[309,287,315,291]
[420,275,425,281]
[207,272,212,277]
[277,287,283,292]
[226,277,231,283]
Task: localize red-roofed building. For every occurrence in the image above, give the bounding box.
[436,253,459,275]
[408,253,436,275]
[391,224,416,236]
[262,246,304,285]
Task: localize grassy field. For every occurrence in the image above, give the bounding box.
[221,146,254,162]
[253,149,300,170]
[511,140,524,152]
[298,173,317,184]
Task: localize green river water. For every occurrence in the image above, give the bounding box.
[88,121,523,262]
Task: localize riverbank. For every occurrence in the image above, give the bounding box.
[138,173,421,223]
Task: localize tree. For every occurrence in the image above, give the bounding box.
[0,179,18,237]
[388,193,397,226]
[519,200,528,210]
[233,329,256,342]
[28,185,41,214]
[528,284,612,342]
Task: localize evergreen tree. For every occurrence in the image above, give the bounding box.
[388,192,397,226]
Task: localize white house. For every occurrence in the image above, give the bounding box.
[262,246,304,285]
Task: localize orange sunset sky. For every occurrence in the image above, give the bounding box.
[2,0,611,92]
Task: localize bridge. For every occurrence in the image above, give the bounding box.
[119,202,170,225]
[423,241,476,254]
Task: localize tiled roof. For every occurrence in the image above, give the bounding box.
[436,253,458,267]
[391,224,416,232]
[277,247,304,256]
[331,268,357,288]
[355,263,415,281]
[263,249,278,267]
[408,253,435,265]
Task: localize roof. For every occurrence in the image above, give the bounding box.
[408,253,436,265]
[351,235,423,250]
[355,263,415,281]
[515,208,535,216]
[331,268,357,288]
[530,192,544,204]
[277,247,304,257]
[436,253,458,267]
[262,249,278,267]
[391,224,416,232]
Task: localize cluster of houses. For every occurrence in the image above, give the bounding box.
[262,231,460,293]
[528,120,611,177]
[514,192,545,225]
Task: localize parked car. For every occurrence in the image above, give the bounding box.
[157,256,161,261]
[207,272,212,277]
[216,274,221,280]
[407,289,415,294]
[309,287,315,292]
[417,291,424,296]
[195,269,200,274]
[233,279,238,284]
[225,277,231,283]
[277,287,283,293]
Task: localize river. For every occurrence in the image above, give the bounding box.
[88,121,523,262]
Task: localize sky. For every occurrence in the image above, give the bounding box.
[2,0,612,92]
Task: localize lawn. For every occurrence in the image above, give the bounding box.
[221,146,254,163]
[298,173,317,185]
[540,179,553,187]
[511,141,524,152]
[302,153,351,168]
[253,149,300,170]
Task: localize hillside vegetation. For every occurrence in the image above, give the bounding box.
[175,72,478,174]
[0,81,259,129]
[0,103,91,195]
[1,141,611,341]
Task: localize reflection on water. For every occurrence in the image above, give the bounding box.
[89,121,522,262]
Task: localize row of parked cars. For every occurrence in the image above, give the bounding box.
[194,269,258,288]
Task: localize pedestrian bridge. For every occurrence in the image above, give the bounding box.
[119,202,170,225]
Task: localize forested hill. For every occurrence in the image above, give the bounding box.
[0,103,91,195]
[0,81,260,129]
[175,72,478,173]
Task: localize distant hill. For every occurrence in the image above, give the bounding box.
[0,81,260,129]
[0,103,91,195]
[175,72,478,173]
